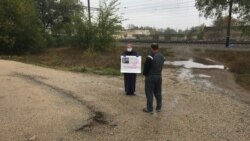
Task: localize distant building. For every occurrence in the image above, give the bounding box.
[150,34,187,41]
[115,30,150,39]
[134,34,153,40]
[204,26,250,41]
[116,31,188,41]
[133,34,187,41]
[187,35,199,41]
[164,34,187,41]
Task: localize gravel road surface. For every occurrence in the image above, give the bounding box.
[0,60,249,141]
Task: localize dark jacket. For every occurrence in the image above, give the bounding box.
[122,51,138,56]
[143,52,165,76]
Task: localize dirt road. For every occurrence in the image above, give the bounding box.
[0,60,249,141]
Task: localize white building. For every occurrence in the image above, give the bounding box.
[115,30,151,39]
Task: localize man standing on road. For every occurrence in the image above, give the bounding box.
[143,43,165,113]
[122,44,138,96]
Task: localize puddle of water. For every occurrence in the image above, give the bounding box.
[165,59,225,69]
[177,69,215,90]
[197,74,211,78]
[178,69,194,80]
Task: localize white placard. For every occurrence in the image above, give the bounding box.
[121,56,141,73]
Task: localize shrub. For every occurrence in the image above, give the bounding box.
[0,0,45,55]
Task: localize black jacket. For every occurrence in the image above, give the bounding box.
[122,51,138,56]
[143,52,165,76]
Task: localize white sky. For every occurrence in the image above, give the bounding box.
[80,0,213,30]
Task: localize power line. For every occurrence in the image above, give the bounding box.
[121,8,196,17]
[127,13,201,20]
[120,0,166,7]
[122,6,197,13]
[120,4,199,19]
[120,0,194,9]
[120,5,195,12]
[82,5,99,11]
[124,10,203,22]
[123,21,205,27]
[81,1,196,14]
[125,8,199,17]
[80,0,206,29]
[120,0,193,8]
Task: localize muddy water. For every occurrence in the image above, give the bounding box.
[165,59,225,69]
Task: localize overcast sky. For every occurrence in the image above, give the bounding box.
[80,0,213,30]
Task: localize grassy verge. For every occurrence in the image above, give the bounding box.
[0,46,172,76]
[0,47,122,76]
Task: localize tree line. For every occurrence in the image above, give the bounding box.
[0,0,122,54]
[195,0,250,36]
[126,24,205,41]
[0,0,249,54]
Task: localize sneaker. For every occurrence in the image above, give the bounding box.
[156,109,161,112]
[130,93,136,96]
[143,108,153,114]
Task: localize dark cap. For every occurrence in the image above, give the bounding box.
[151,43,159,50]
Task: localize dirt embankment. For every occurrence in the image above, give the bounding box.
[0,59,249,141]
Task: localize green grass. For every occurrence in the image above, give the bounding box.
[1,47,173,76]
[1,47,121,76]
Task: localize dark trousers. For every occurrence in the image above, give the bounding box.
[145,76,162,111]
[124,73,136,94]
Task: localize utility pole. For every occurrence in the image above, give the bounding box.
[87,0,92,49]
[226,0,233,48]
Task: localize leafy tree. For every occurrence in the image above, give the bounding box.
[213,16,238,37]
[34,0,85,46]
[213,16,238,28]
[34,0,58,30]
[91,0,123,51]
[0,0,122,54]
[127,24,139,30]
[53,0,84,35]
[164,28,178,35]
[186,25,205,40]
[195,0,250,35]
[72,13,88,49]
[0,0,45,54]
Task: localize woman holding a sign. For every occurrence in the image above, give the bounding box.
[121,44,140,96]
